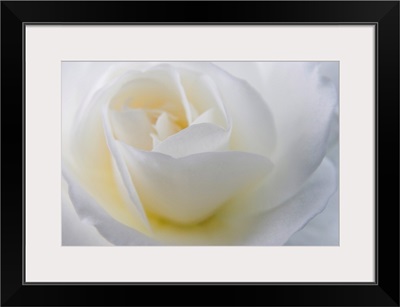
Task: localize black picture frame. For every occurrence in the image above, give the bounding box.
[1,1,399,306]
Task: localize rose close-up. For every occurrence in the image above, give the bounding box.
[62,61,339,246]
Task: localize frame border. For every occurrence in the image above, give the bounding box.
[1,1,399,306]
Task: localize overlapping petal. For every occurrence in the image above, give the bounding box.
[153,123,230,158]
[109,109,154,150]
[242,158,337,245]
[220,62,338,213]
[285,191,339,246]
[173,62,277,157]
[62,167,157,246]
[118,141,273,225]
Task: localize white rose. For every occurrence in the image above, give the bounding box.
[62,62,338,246]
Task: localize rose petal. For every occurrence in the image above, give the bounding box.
[242,158,337,245]
[319,62,339,91]
[147,64,197,124]
[285,190,339,246]
[62,62,118,134]
[102,107,150,228]
[153,123,230,158]
[178,70,230,128]
[66,66,191,232]
[63,73,152,232]
[62,177,112,246]
[154,112,182,141]
[62,168,158,246]
[108,74,185,126]
[220,62,338,211]
[178,63,277,156]
[109,109,154,150]
[119,141,273,225]
[191,108,221,125]
[283,63,339,246]
[213,62,259,86]
[109,64,197,126]
[64,64,199,235]
[261,63,337,209]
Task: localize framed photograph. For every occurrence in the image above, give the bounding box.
[2,1,399,306]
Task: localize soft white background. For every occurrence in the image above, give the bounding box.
[25,25,374,282]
